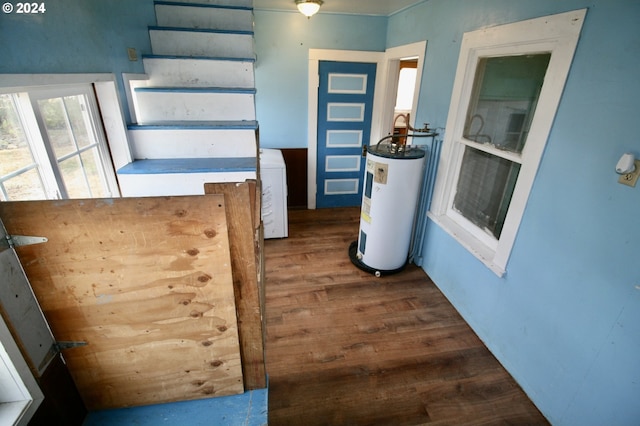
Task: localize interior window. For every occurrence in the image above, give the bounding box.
[0,85,118,201]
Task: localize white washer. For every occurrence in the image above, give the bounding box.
[260,149,288,239]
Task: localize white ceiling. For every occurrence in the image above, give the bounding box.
[253,0,426,16]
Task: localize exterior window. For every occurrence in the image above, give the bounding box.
[453,54,549,241]
[429,10,586,276]
[0,85,118,201]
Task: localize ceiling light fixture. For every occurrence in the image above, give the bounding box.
[295,0,323,18]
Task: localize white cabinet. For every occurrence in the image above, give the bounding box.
[260,149,288,239]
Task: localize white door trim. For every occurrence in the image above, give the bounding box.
[307,42,427,209]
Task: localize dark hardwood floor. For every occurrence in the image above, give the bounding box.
[264,207,548,425]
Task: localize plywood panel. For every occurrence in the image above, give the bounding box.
[204,182,266,389]
[0,195,243,410]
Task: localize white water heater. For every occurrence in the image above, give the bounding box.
[350,142,426,276]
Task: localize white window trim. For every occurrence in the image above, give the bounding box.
[429,9,586,277]
[0,312,44,425]
[0,74,132,171]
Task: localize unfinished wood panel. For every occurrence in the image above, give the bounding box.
[0,196,243,410]
[204,182,266,389]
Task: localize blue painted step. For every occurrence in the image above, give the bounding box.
[142,54,255,63]
[118,158,257,175]
[134,86,256,94]
[149,26,253,36]
[83,388,268,426]
[128,120,259,130]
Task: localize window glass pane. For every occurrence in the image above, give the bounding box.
[453,146,521,239]
[464,54,550,154]
[59,155,90,198]
[1,94,47,201]
[328,73,367,94]
[81,148,109,198]
[0,94,35,175]
[327,103,365,122]
[3,168,46,201]
[38,97,76,158]
[64,95,92,149]
[325,179,359,195]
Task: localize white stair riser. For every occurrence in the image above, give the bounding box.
[150,30,254,58]
[129,128,258,159]
[165,0,252,7]
[118,171,257,197]
[155,5,253,32]
[143,57,254,88]
[136,91,256,122]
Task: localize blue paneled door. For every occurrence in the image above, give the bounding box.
[316,61,377,208]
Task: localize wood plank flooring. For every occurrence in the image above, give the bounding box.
[264,207,549,425]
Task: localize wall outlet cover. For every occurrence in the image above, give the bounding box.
[618,159,640,187]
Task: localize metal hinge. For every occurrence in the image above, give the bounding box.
[55,341,88,352]
[0,234,48,252]
[39,340,89,372]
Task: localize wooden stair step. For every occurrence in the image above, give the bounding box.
[118,157,257,175]
[149,27,254,58]
[154,1,254,32]
[117,158,258,196]
[133,87,256,123]
[128,122,258,159]
[142,55,255,88]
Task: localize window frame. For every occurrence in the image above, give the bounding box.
[1,84,121,201]
[429,9,586,276]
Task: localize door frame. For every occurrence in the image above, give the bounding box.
[307,41,427,209]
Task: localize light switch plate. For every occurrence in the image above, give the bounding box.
[618,160,640,187]
[127,48,137,61]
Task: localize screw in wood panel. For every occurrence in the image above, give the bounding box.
[618,160,640,187]
[127,48,138,61]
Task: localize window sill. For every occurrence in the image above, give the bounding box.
[427,212,506,278]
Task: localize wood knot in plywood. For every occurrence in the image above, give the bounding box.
[201,386,215,395]
[201,340,213,347]
[197,274,211,283]
[175,209,188,218]
[210,360,223,368]
[186,248,199,256]
[203,228,217,238]
[216,325,228,332]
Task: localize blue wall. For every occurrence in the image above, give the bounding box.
[0,0,156,119]
[253,11,386,148]
[387,0,639,424]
